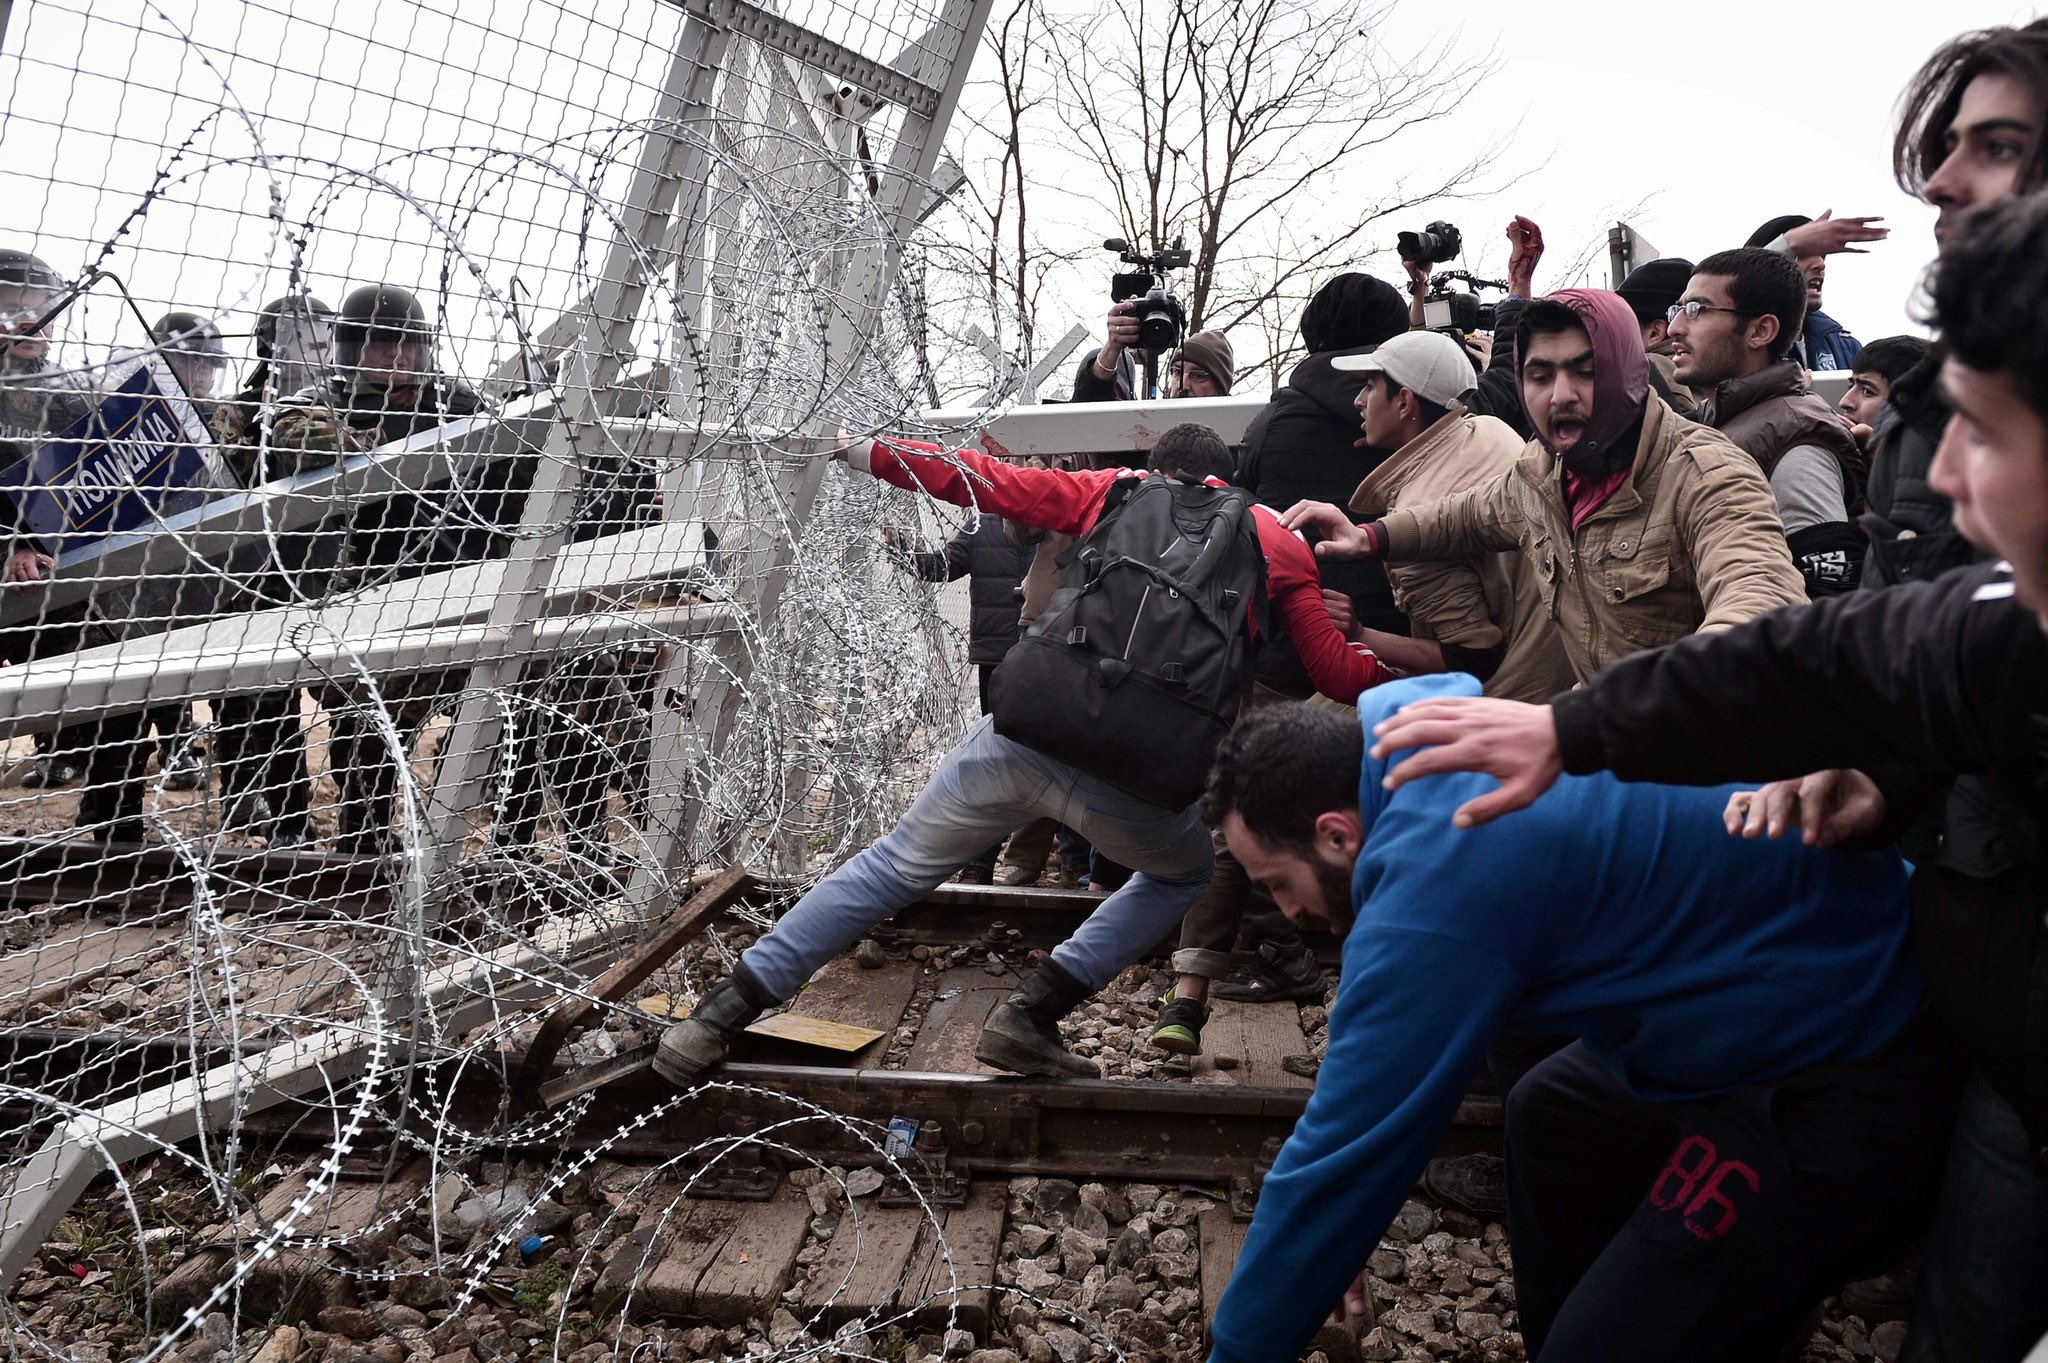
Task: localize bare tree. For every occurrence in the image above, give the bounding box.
[1023,0,1507,387]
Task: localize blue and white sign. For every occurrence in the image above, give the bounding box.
[0,354,224,550]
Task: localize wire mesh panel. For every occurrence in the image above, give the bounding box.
[0,0,1008,1352]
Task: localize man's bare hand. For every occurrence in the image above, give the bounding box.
[1723,769,1886,848]
[1783,209,1889,257]
[4,547,52,587]
[1321,588,1362,641]
[1463,330,1494,369]
[1097,301,1140,371]
[1506,216,1545,296]
[1279,500,1377,560]
[1344,1266,1373,1319]
[1369,696,1563,827]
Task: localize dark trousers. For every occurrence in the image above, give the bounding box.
[214,689,313,832]
[1902,1071,2048,1362]
[1505,1014,1961,1362]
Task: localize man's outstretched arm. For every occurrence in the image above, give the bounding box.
[844,434,1121,539]
[1367,564,2041,827]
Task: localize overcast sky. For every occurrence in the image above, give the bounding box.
[1308,0,2042,344]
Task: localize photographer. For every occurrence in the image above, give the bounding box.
[1402,216,1544,440]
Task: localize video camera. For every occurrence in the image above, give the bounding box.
[1422,269,1507,342]
[1105,235,1191,353]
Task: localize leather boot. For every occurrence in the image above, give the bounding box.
[652,964,778,1086]
[975,959,1099,1078]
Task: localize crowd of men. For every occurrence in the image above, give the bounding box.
[3,13,2046,1363]
[650,15,2048,1363]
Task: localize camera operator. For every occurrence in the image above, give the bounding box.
[1072,306,1233,403]
[1402,216,1545,440]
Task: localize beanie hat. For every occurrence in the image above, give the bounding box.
[1615,257,1695,325]
[1746,214,1812,250]
[1174,330,1235,394]
[1299,272,1410,355]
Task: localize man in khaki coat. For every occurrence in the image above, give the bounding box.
[1286,289,1805,686]
[1332,330,1576,703]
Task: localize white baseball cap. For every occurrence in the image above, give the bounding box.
[1330,330,1476,408]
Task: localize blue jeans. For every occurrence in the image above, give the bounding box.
[741,716,1213,999]
[1903,1072,2048,1363]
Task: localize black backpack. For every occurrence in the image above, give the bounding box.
[989,472,1268,810]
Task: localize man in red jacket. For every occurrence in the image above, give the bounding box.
[654,423,1390,1084]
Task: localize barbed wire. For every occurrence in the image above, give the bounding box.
[0,0,1060,1358]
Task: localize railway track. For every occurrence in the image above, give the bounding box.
[3,861,1503,1360]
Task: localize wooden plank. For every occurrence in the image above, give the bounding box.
[0,925,171,1017]
[744,1012,885,1052]
[799,1202,927,1327]
[901,1181,1006,1338]
[903,966,1012,1075]
[783,956,920,1067]
[693,1192,813,1324]
[1190,1001,1314,1089]
[1198,1205,1362,1359]
[639,1192,811,1325]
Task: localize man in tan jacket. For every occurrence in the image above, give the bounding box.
[1286,289,1805,686]
[1332,330,1576,703]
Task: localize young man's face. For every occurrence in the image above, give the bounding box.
[1924,71,2043,245]
[1220,810,1360,934]
[1668,275,1765,389]
[1930,358,2048,628]
[1354,373,1408,452]
[1796,254,1825,314]
[1839,370,1893,427]
[1520,323,1599,459]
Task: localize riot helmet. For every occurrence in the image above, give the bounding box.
[333,284,432,394]
[0,250,64,370]
[251,293,334,397]
[150,310,231,401]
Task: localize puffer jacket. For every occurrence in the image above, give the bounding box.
[1235,347,1407,696]
[1377,395,1807,683]
[1707,358,1867,514]
[904,514,1033,665]
[1863,354,1979,589]
[1348,409,1575,702]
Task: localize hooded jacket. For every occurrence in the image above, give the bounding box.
[1235,347,1408,695]
[1376,292,1806,681]
[1207,674,1920,1363]
[1348,409,1575,702]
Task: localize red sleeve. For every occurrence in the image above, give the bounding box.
[856,437,1124,539]
[1254,507,1395,704]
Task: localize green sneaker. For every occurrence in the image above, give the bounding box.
[1150,993,1211,1056]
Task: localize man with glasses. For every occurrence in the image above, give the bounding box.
[1668,248,1868,598]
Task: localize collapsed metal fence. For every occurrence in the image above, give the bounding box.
[0,0,1022,1353]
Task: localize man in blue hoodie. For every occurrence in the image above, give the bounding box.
[1201,675,1958,1362]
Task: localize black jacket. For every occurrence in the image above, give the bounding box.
[1552,562,2048,1164]
[906,514,1032,666]
[1862,355,1978,589]
[1234,348,1406,696]
[1071,346,1137,403]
